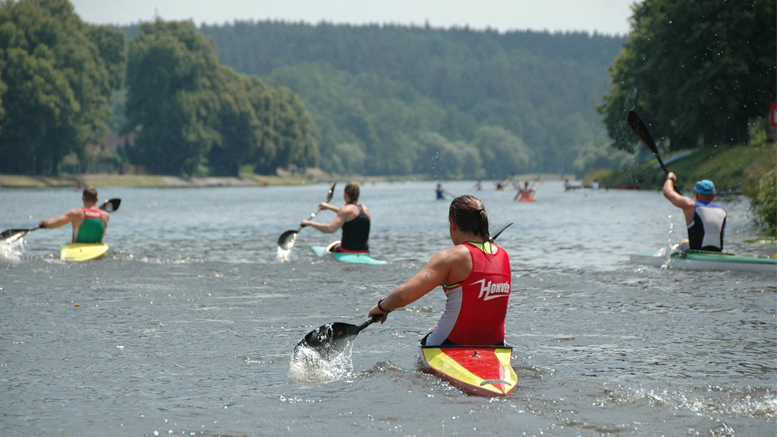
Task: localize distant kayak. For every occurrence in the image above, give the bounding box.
[518,196,537,202]
[311,242,387,265]
[60,243,109,262]
[420,344,517,397]
[630,247,777,273]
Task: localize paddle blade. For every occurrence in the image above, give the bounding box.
[627,111,658,154]
[100,198,121,212]
[278,230,298,250]
[0,228,32,241]
[296,322,361,359]
[490,223,514,242]
[325,183,337,202]
[296,317,377,358]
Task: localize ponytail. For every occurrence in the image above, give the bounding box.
[449,195,490,242]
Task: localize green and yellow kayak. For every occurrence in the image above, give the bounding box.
[420,345,518,397]
[60,243,109,262]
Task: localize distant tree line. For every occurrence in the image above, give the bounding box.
[196,21,629,177]
[124,20,317,176]
[0,0,317,177]
[598,0,776,151]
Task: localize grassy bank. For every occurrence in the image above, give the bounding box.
[596,142,776,194]
[594,141,776,233]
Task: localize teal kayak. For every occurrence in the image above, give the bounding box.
[630,247,777,273]
[311,242,387,265]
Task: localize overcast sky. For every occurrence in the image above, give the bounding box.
[69,0,637,35]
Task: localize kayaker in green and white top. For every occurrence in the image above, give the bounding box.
[300,181,372,253]
[663,173,727,252]
[369,195,511,346]
[39,186,110,243]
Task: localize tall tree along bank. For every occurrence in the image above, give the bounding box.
[125,20,318,177]
[0,0,125,175]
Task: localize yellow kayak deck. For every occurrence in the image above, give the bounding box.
[60,243,109,262]
[420,345,518,396]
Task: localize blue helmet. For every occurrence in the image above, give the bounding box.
[694,180,715,195]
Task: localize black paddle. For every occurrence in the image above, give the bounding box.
[277,183,337,251]
[627,110,682,194]
[0,198,121,242]
[294,221,515,358]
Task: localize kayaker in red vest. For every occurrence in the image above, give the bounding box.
[663,172,727,251]
[39,186,110,243]
[300,181,372,253]
[369,195,511,346]
[513,181,536,201]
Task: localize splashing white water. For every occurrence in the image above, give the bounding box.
[288,342,355,383]
[276,234,296,262]
[0,237,27,264]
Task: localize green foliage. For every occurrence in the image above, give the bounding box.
[0,0,125,175]
[192,21,627,176]
[599,0,777,151]
[125,20,318,176]
[743,144,776,232]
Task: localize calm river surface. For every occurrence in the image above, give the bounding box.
[1,181,775,436]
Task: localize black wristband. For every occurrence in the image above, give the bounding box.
[378,298,390,313]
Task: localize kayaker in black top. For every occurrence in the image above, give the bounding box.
[663,172,727,251]
[300,181,372,252]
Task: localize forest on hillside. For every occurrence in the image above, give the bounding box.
[192,22,629,177]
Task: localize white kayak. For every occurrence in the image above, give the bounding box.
[630,247,777,274]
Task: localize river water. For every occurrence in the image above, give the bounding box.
[0,181,774,436]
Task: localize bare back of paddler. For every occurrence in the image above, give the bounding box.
[38,186,110,243]
[300,181,372,252]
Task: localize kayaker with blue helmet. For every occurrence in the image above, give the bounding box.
[39,186,110,243]
[663,173,727,252]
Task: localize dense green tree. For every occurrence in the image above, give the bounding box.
[0,0,124,174]
[207,67,261,176]
[413,132,483,179]
[125,20,223,176]
[599,0,776,151]
[473,126,532,178]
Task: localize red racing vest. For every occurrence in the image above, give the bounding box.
[426,241,511,346]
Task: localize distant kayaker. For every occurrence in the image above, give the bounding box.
[436,183,452,200]
[513,181,536,201]
[369,195,511,346]
[300,181,371,253]
[39,186,109,243]
[663,173,727,252]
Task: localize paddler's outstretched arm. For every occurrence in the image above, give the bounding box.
[39,209,81,229]
[663,172,695,223]
[300,206,351,233]
[369,245,471,323]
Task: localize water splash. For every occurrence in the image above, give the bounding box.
[661,215,675,270]
[288,342,355,383]
[276,234,296,262]
[0,237,27,264]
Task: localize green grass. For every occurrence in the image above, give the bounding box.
[599,142,775,193]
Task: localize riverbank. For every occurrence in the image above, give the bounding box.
[0,172,577,189]
[595,141,776,194]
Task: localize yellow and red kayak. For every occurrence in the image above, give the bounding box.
[420,345,518,397]
[60,243,109,262]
